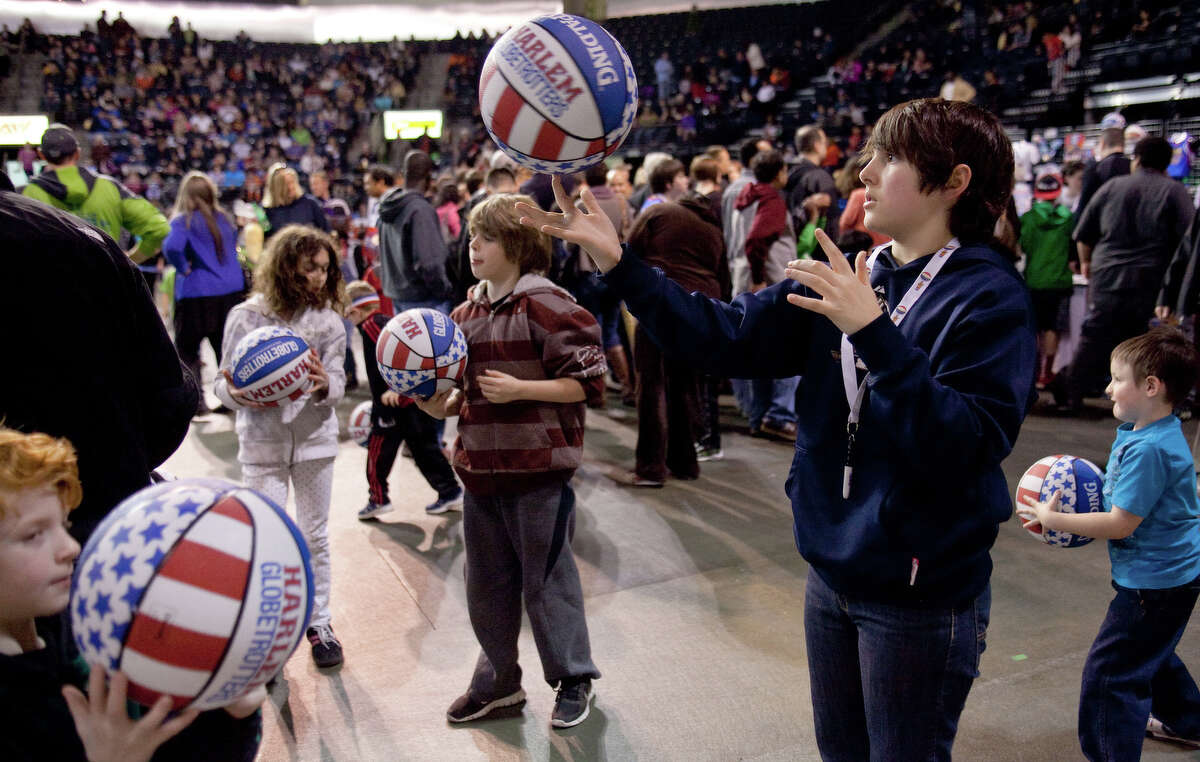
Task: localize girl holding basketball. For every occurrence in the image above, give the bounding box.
[214,225,348,669]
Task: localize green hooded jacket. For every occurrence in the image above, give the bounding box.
[21,165,168,261]
[1019,200,1074,291]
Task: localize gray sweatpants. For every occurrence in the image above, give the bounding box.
[463,480,600,695]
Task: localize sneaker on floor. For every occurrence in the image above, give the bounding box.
[551,678,595,729]
[756,419,797,442]
[426,489,463,515]
[696,446,724,462]
[1147,715,1200,748]
[610,471,664,488]
[306,624,343,668]
[446,687,526,723]
[357,501,393,520]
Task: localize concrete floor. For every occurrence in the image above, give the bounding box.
[167,360,1200,761]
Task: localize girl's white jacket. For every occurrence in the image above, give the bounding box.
[214,293,347,465]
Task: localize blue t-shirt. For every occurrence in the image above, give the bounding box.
[1104,415,1200,589]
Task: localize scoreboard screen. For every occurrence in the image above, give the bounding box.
[383,110,443,141]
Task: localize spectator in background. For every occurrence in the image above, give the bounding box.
[1019,173,1075,388]
[1053,137,1196,415]
[573,162,634,407]
[622,174,725,486]
[377,150,452,315]
[1060,159,1085,213]
[1076,127,1131,224]
[654,51,674,110]
[362,163,395,229]
[162,172,245,416]
[638,158,688,215]
[690,154,723,224]
[731,149,799,441]
[786,125,840,247]
[262,163,329,237]
[435,180,462,244]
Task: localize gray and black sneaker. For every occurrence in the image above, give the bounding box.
[358,501,393,520]
[551,678,594,729]
[446,687,526,723]
[425,489,463,515]
[306,624,343,669]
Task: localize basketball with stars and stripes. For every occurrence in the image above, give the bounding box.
[375,308,467,400]
[348,399,373,447]
[228,325,312,405]
[479,13,637,174]
[69,479,314,710]
[1015,455,1105,547]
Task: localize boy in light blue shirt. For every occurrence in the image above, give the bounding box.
[1020,326,1200,758]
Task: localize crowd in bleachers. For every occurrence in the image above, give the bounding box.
[25,13,420,213]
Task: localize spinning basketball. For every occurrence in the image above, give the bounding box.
[70,479,314,710]
[229,326,312,405]
[348,400,372,447]
[1015,455,1105,547]
[479,13,637,173]
[375,308,468,399]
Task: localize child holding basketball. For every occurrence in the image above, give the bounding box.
[519,98,1038,758]
[214,224,348,669]
[343,280,462,518]
[0,426,264,762]
[1018,326,1200,758]
[415,193,607,729]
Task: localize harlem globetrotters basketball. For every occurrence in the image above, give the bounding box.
[479,13,637,174]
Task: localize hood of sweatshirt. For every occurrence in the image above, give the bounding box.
[377,187,426,224]
[29,165,96,206]
[468,272,576,308]
[734,181,780,211]
[1025,200,1074,231]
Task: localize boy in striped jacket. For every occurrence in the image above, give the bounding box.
[416,193,606,730]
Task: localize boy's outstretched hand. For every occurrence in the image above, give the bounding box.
[784,228,881,336]
[1015,489,1061,535]
[515,175,622,272]
[63,665,199,762]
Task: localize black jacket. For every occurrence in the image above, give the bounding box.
[377,187,452,303]
[1158,206,1200,316]
[0,187,197,542]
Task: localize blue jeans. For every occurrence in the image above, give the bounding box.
[1079,576,1200,761]
[731,376,798,430]
[804,570,989,761]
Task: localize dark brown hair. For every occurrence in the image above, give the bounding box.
[649,159,685,194]
[467,193,551,275]
[689,155,720,184]
[254,225,347,318]
[865,98,1014,244]
[1112,327,1199,406]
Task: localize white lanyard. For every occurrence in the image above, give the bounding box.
[839,239,960,498]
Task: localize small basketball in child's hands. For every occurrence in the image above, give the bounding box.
[375,308,468,399]
[479,13,637,173]
[70,479,314,710]
[1015,455,1105,547]
[348,400,372,447]
[229,326,312,405]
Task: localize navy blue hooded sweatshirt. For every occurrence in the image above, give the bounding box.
[605,242,1037,608]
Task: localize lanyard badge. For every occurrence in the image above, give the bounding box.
[839,239,960,499]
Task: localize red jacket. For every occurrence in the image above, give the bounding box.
[449,274,606,496]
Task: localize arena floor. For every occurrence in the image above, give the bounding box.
[167,353,1200,762]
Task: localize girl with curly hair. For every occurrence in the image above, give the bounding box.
[214,224,348,669]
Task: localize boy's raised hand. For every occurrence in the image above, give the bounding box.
[516,175,622,272]
[784,229,881,335]
[63,665,199,762]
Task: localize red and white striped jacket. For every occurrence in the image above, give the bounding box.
[449,274,606,496]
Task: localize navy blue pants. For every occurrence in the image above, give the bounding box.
[1080,576,1200,760]
[804,570,989,761]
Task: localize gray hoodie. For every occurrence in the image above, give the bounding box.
[377,187,453,303]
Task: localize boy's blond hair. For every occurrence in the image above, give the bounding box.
[345,280,378,303]
[467,193,551,275]
[0,428,82,517]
